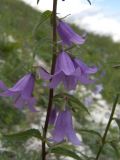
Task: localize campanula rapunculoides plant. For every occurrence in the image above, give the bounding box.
[0,0,119,160]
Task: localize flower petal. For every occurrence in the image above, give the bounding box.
[55,52,75,75]
[49,72,64,88]
[78,75,95,84]
[64,110,80,145]
[63,76,77,90]
[57,20,85,46]
[0,81,8,91]
[49,108,57,125]
[9,74,32,92]
[51,111,66,143]
[27,97,37,112]
[22,74,35,98]
[14,94,25,110]
[67,130,81,145]
[74,59,97,74]
[70,33,85,45]
[40,67,52,80]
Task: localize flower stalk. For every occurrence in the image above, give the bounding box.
[95,94,119,160]
[41,0,58,159]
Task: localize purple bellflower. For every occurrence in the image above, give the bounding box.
[57,20,85,46]
[40,52,98,90]
[51,109,80,145]
[0,73,37,112]
[73,58,98,85]
[40,51,78,90]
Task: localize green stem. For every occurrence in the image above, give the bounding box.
[95,94,119,160]
[41,0,58,160]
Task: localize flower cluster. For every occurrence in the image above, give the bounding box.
[40,20,97,91]
[40,20,98,145]
[0,20,98,146]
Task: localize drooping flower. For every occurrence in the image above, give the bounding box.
[0,73,37,111]
[57,20,85,46]
[73,58,98,85]
[40,51,78,90]
[51,109,80,145]
[40,52,98,90]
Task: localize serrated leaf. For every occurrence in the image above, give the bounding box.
[3,129,42,142]
[51,147,83,160]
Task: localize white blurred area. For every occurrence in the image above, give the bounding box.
[21,0,120,42]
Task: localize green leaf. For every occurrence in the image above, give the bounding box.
[79,129,102,140]
[3,129,42,142]
[54,93,90,115]
[66,94,90,115]
[51,147,83,160]
[33,10,52,34]
[109,141,120,158]
[114,118,120,130]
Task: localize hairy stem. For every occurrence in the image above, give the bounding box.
[95,94,119,160]
[41,0,58,159]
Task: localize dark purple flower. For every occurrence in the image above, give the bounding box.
[57,20,85,46]
[0,73,37,112]
[49,108,57,125]
[51,109,80,145]
[40,52,98,90]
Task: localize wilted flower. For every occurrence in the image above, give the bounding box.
[57,20,85,46]
[0,73,37,111]
[40,52,98,90]
[51,109,80,145]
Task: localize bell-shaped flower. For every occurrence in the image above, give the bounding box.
[57,20,85,46]
[40,52,98,90]
[73,58,98,85]
[51,109,80,145]
[0,73,37,111]
[40,52,78,90]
